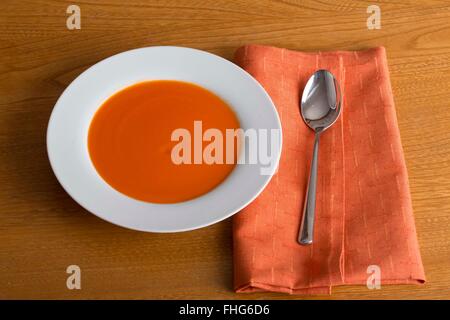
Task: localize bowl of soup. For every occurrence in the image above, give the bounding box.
[47,46,282,232]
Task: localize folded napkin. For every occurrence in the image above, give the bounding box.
[233,45,425,294]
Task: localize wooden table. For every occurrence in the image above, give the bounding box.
[1,0,449,299]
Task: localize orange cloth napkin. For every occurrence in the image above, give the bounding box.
[233,45,426,294]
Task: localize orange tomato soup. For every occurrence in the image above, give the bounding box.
[88,80,240,203]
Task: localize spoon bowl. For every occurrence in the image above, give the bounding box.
[298,70,342,245]
[301,70,342,133]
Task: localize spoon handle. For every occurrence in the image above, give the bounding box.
[298,132,320,245]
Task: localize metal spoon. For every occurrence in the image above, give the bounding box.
[298,70,342,245]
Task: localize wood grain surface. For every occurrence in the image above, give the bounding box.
[1,0,449,299]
